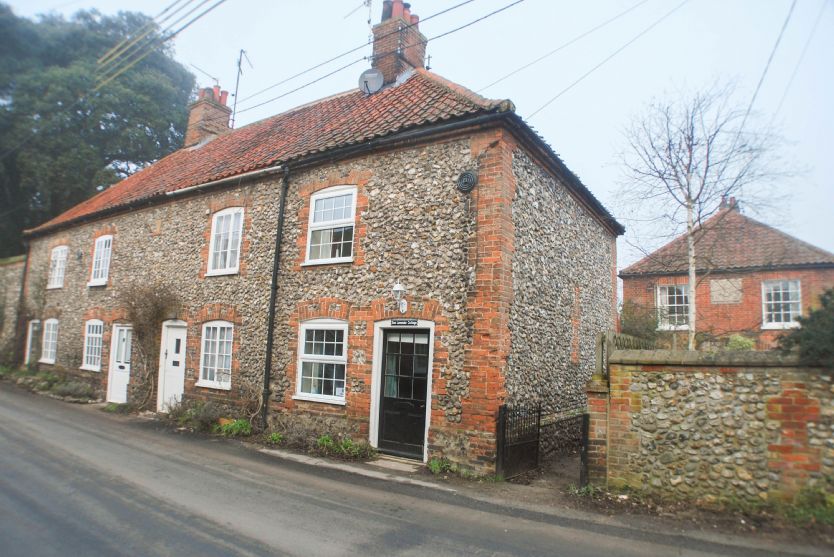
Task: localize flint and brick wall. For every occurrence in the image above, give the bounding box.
[622,267,834,349]
[587,350,833,503]
[506,148,617,449]
[0,256,25,359]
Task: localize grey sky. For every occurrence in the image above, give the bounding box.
[9,0,834,270]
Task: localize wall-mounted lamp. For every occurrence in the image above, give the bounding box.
[392,280,407,314]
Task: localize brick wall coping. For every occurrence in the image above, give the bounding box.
[609,349,803,368]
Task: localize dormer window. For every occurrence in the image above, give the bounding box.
[305,186,356,265]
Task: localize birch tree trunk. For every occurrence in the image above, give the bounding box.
[687,199,697,350]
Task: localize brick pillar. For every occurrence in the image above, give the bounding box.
[766,377,821,500]
[586,374,610,485]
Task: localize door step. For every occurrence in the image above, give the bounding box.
[370,454,423,473]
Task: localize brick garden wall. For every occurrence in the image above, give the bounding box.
[587,350,832,504]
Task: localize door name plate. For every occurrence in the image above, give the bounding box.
[391,318,418,326]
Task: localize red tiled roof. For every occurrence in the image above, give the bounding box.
[27,69,507,235]
[620,206,834,276]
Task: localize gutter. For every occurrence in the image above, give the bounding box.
[163,164,285,199]
[260,167,290,430]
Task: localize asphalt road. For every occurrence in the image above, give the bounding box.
[0,384,817,557]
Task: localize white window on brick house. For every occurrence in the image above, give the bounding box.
[40,318,59,364]
[207,207,244,276]
[47,246,68,289]
[294,319,348,404]
[762,280,801,329]
[198,321,233,390]
[657,284,689,330]
[89,235,112,286]
[81,319,104,371]
[305,186,356,265]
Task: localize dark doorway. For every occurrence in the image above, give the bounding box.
[378,329,430,459]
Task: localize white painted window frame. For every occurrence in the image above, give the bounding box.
[81,319,104,372]
[369,319,435,462]
[656,284,690,331]
[47,245,68,289]
[40,318,59,364]
[206,207,244,276]
[197,320,233,390]
[761,279,802,330]
[88,235,112,286]
[293,319,349,405]
[303,185,357,266]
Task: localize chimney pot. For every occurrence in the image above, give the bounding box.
[410,14,419,25]
[212,85,220,100]
[391,0,404,19]
[381,0,392,21]
[403,4,411,21]
[219,90,229,105]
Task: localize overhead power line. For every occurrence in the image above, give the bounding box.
[94,0,229,92]
[478,0,652,93]
[237,0,478,105]
[230,0,526,118]
[775,0,825,116]
[527,0,691,119]
[736,0,797,137]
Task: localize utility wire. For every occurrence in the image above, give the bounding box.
[94,0,229,92]
[774,0,826,116]
[231,0,525,118]
[478,0,652,93]
[97,0,192,68]
[95,0,218,86]
[737,0,797,137]
[528,0,691,119]
[237,0,478,104]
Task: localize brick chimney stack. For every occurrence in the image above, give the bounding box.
[372,1,427,85]
[184,85,232,147]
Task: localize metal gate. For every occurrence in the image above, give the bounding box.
[496,404,540,479]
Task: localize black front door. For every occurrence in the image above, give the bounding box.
[378,329,430,459]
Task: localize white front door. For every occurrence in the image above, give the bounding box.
[157,321,187,412]
[107,325,132,403]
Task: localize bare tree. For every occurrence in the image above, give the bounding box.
[619,85,784,350]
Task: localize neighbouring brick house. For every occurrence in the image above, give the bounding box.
[9,1,622,471]
[620,199,834,349]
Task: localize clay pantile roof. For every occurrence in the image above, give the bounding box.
[27,69,508,235]
[620,206,834,277]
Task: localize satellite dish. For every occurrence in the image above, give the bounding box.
[358,68,384,95]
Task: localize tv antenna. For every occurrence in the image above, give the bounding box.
[230,49,254,128]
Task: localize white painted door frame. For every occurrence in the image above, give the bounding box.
[24,319,40,365]
[368,318,435,462]
[157,320,187,412]
[107,324,132,403]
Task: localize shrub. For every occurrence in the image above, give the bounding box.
[784,487,834,526]
[726,334,755,351]
[619,301,659,342]
[51,381,95,399]
[214,419,253,437]
[779,288,834,367]
[265,432,284,446]
[167,400,223,432]
[313,434,376,460]
[427,457,455,475]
